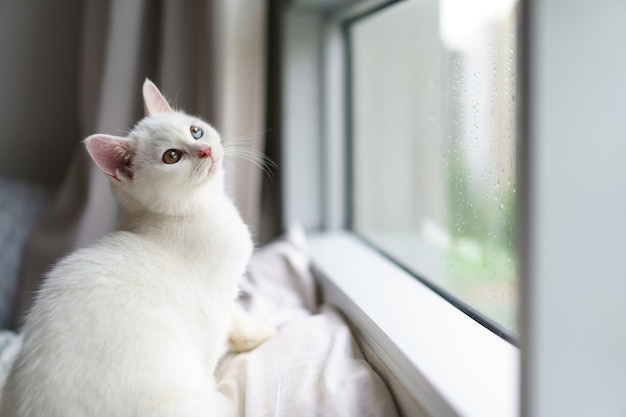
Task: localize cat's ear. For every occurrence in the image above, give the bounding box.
[84,134,135,182]
[142,78,173,116]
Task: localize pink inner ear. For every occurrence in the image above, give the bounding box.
[143,78,173,116]
[84,135,134,182]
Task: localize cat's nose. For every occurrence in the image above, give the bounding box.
[199,146,212,159]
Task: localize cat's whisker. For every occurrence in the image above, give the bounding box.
[223,146,276,179]
[224,147,262,160]
[171,80,188,109]
[223,144,276,164]
[223,134,253,143]
[222,127,276,147]
[224,158,240,180]
[106,122,131,136]
[222,138,255,151]
[230,154,276,174]
[188,154,209,183]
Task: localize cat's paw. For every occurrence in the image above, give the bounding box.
[228,322,277,353]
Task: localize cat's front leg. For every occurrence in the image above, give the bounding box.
[227,304,277,353]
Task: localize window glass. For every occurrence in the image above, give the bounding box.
[349,0,520,335]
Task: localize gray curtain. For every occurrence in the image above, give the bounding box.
[17,0,270,325]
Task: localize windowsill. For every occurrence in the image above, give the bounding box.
[308,230,519,417]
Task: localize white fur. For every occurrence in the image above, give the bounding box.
[1,80,275,416]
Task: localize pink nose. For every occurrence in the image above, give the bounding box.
[199,146,212,158]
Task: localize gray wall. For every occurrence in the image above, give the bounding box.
[0,0,84,186]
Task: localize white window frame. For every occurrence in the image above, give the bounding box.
[521,1,626,416]
[281,1,626,416]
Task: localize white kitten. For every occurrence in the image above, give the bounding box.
[1,79,275,417]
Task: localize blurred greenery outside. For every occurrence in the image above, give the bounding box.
[445,148,518,332]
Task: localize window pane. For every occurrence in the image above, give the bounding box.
[350,0,520,335]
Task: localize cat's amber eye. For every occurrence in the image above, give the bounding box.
[163,149,182,164]
[190,126,204,140]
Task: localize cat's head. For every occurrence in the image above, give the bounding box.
[84,79,225,215]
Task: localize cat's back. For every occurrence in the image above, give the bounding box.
[1,232,203,417]
[35,231,172,313]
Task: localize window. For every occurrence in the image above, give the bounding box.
[282,0,520,415]
[348,0,520,338]
[282,1,626,416]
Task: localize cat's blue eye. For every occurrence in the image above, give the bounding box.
[190,126,204,140]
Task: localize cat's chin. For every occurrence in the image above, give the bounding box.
[204,159,222,180]
[208,161,218,176]
[191,163,224,194]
